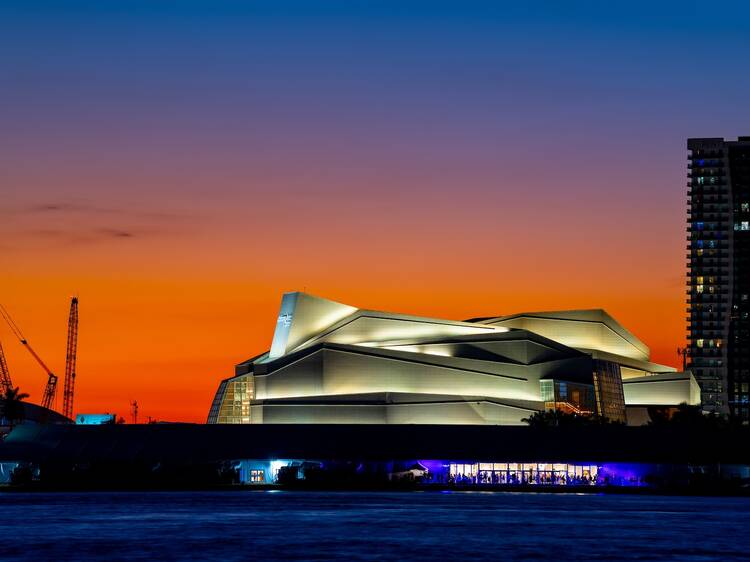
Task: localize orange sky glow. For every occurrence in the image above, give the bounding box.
[5,1,745,422]
[0,187,687,422]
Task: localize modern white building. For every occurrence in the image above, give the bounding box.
[208,292,700,426]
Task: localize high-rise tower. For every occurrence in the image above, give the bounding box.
[687,137,750,421]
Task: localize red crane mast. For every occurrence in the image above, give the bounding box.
[62,297,78,420]
[0,340,13,394]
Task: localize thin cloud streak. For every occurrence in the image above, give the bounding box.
[0,200,203,249]
[24,227,139,245]
[21,201,195,221]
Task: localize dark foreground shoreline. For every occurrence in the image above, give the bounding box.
[3,423,749,495]
[3,482,749,496]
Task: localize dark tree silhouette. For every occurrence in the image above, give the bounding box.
[522,410,623,428]
[647,402,734,429]
[1,386,30,427]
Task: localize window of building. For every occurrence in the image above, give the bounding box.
[695,222,704,230]
[592,361,626,423]
[743,203,749,212]
[697,285,704,293]
[742,222,749,231]
[540,380,554,404]
[697,339,704,348]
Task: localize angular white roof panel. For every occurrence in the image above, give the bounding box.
[269,292,504,359]
[476,309,650,361]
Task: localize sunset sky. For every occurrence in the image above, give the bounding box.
[1,1,749,422]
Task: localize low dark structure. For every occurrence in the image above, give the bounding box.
[1,423,749,491]
[0,400,71,429]
[2,423,750,464]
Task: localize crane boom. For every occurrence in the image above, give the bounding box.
[0,340,13,394]
[0,303,26,342]
[0,303,58,411]
[62,297,78,420]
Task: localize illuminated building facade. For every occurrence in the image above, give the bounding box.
[687,137,750,420]
[208,292,700,425]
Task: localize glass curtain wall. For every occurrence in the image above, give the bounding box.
[448,462,599,485]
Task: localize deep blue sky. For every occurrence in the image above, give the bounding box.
[1,0,749,419]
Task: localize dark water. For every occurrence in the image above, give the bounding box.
[0,491,748,561]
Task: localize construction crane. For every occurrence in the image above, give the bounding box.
[0,340,13,395]
[0,303,58,410]
[62,297,78,420]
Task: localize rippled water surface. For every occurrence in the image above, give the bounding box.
[0,491,748,560]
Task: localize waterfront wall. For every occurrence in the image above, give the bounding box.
[2,424,749,490]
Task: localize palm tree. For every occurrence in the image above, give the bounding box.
[1,386,30,427]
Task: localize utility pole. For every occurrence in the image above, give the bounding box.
[130,400,138,424]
